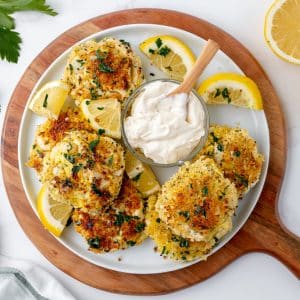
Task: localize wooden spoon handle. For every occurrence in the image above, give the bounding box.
[169,39,220,95]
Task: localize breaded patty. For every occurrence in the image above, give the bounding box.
[72,176,146,253]
[27,107,93,173]
[40,130,125,208]
[62,37,144,104]
[195,125,264,197]
[146,195,215,262]
[156,156,238,242]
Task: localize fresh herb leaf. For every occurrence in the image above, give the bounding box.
[127,240,136,246]
[179,239,189,248]
[132,173,141,181]
[107,155,113,166]
[217,143,224,152]
[98,128,105,136]
[120,39,130,47]
[179,211,190,220]
[97,106,104,110]
[233,150,241,157]
[155,37,162,48]
[114,212,125,226]
[0,27,21,63]
[157,46,171,57]
[148,48,155,54]
[222,87,231,103]
[72,164,82,176]
[235,173,249,187]
[87,237,100,249]
[135,222,145,233]
[210,132,219,143]
[156,218,161,223]
[160,245,166,255]
[69,63,73,74]
[89,139,99,151]
[76,59,84,66]
[214,88,221,98]
[92,183,103,197]
[194,205,206,217]
[85,100,90,105]
[95,49,106,61]
[99,62,113,73]
[202,186,208,196]
[63,153,75,164]
[0,10,15,29]
[42,93,48,108]
[165,66,172,71]
[89,87,98,100]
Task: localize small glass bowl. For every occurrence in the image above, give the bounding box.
[121,79,209,167]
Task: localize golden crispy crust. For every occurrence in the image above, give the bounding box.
[156,157,238,242]
[195,125,264,197]
[72,177,146,253]
[62,38,144,103]
[146,195,215,261]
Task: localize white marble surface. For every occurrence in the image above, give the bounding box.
[0,0,299,299]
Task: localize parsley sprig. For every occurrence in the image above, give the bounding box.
[0,1,57,63]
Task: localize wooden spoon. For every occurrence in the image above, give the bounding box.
[168,39,220,96]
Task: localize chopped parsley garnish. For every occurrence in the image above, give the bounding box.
[97,107,104,110]
[42,94,48,108]
[222,87,231,103]
[32,144,36,149]
[95,50,107,61]
[202,186,209,196]
[210,132,219,143]
[85,100,91,105]
[108,155,113,166]
[92,184,103,197]
[132,173,141,181]
[189,183,193,189]
[98,129,105,136]
[156,218,161,223]
[89,139,99,151]
[179,239,189,248]
[160,246,166,256]
[120,39,130,47]
[63,153,75,164]
[155,38,162,48]
[87,237,100,249]
[87,159,95,168]
[72,164,83,176]
[157,46,171,57]
[92,76,101,88]
[179,211,190,220]
[149,72,155,76]
[135,222,145,233]
[69,64,73,74]
[99,62,114,73]
[148,48,155,54]
[114,213,125,226]
[89,87,98,100]
[127,240,136,246]
[62,179,72,188]
[214,88,221,97]
[194,205,206,217]
[235,173,249,187]
[217,143,224,152]
[233,150,241,157]
[165,66,172,71]
[76,59,85,66]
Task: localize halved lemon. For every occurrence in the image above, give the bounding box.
[264,0,300,64]
[80,98,121,139]
[29,80,69,119]
[125,150,144,179]
[139,35,196,81]
[131,164,160,198]
[37,185,73,237]
[198,73,263,110]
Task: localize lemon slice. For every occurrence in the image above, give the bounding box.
[29,80,69,119]
[80,98,121,139]
[264,0,300,64]
[125,150,144,179]
[198,73,263,110]
[131,164,160,198]
[37,185,73,237]
[139,35,196,81]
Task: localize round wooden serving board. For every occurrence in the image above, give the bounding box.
[2,9,300,295]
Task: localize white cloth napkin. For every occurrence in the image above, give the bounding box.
[0,254,76,300]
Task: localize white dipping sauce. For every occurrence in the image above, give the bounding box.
[124,81,206,164]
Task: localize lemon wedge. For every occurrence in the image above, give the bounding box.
[131,164,160,198]
[198,73,263,110]
[139,35,196,81]
[264,0,300,64]
[37,185,73,237]
[80,98,121,139]
[125,150,144,179]
[29,80,69,119]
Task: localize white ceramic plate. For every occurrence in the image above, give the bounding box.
[18,24,269,274]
